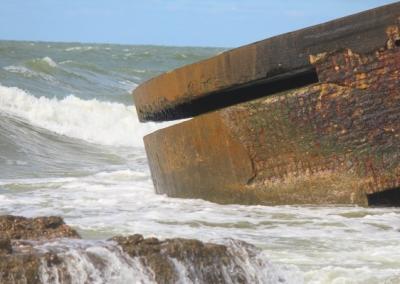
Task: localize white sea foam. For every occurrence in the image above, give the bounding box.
[41,56,57,67]
[35,238,293,284]
[58,60,73,65]
[3,65,34,76]
[3,65,55,81]
[2,169,400,283]
[38,240,153,284]
[2,41,399,283]
[65,46,94,52]
[119,80,138,87]
[0,85,170,147]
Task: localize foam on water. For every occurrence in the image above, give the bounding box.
[37,240,153,284]
[1,169,400,283]
[3,65,55,81]
[65,46,95,52]
[25,57,59,76]
[32,238,298,284]
[1,40,399,283]
[41,57,58,68]
[0,85,167,147]
[4,65,35,76]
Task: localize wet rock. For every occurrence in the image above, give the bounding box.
[0,215,80,240]
[0,246,63,284]
[0,254,42,284]
[0,216,269,283]
[0,238,12,254]
[0,215,79,283]
[111,235,251,283]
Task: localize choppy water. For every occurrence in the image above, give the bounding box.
[0,40,399,283]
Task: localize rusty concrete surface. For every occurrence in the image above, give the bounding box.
[144,29,400,205]
[134,3,400,122]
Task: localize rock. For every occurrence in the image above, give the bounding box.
[0,253,44,284]
[0,216,79,283]
[111,235,250,283]
[0,215,80,240]
[0,216,270,283]
[0,245,62,284]
[0,238,11,255]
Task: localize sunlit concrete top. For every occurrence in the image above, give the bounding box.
[133,2,400,122]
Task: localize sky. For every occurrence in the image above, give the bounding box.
[0,0,398,47]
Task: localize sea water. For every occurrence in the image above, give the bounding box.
[0,40,399,283]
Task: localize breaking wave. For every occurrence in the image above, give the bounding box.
[25,56,58,74]
[3,64,55,81]
[0,85,166,147]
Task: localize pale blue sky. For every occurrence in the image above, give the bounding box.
[0,0,398,47]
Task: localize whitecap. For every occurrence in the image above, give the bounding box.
[41,56,57,67]
[3,65,35,76]
[0,85,175,147]
[3,65,54,81]
[65,46,94,52]
[118,80,138,92]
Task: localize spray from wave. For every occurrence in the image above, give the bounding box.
[0,85,170,147]
[2,41,399,283]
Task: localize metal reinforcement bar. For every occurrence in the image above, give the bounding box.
[134,3,400,206]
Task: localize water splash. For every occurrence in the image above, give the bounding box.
[37,240,153,284]
[35,239,298,284]
[0,85,168,147]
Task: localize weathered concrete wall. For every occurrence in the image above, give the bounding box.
[144,32,400,205]
[133,3,400,122]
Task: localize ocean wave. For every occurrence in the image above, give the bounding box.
[118,80,138,92]
[0,85,171,147]
[3,65,35,76]
[3,65,55,81]
[60,60,110,75]
[41,56,57,67]
[25,57,58,74]
[65,46,95,52]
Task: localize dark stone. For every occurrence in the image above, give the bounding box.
[0,254,42,284]
[111,235,249,284]
[0,216,264,283]
[0,215,80,240]
[0,239,11,255]
[0,216,80,283]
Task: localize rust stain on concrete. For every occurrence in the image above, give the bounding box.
[144,35,400,205]
[133,3,400,122]
[134,4,400,206]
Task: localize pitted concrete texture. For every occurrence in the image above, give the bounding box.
[144,39,400,205]
[133,3,400,122]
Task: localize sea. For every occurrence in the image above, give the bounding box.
[0,40,399,283]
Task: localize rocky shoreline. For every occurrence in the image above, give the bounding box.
[0,215,278,284]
